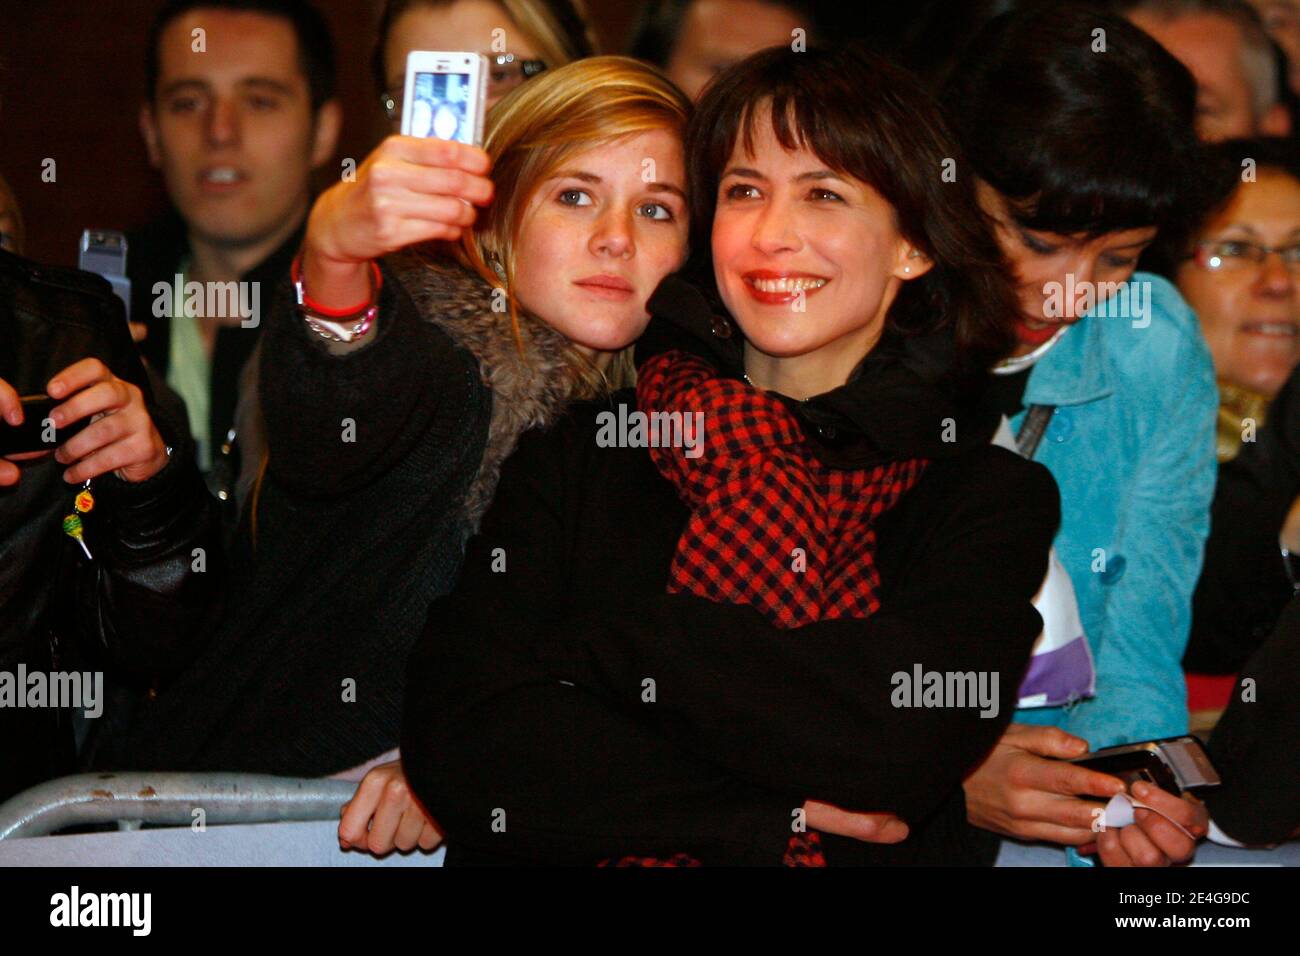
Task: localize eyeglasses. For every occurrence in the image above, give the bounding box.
[1192,239,1300,273]
[381,54,547,122]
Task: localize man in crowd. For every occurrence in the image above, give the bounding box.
[1121,0,1292,140]
[130,0,340,502]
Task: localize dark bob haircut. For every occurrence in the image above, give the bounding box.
[146,0,337,112]
[687,44,1021,379]
[943,4,1212,244]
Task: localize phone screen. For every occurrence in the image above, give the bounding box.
[79,230,131,323]
[409,71,475,144]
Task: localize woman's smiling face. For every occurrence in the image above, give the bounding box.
[1177,168,1300,396]
[711,108,929,397]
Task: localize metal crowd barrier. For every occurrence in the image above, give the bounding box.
[0,772,357,840]
[2,774,1289,867]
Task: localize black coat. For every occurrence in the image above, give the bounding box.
[1186,349,1300,844]
[1189,364,1300,673]
[401,277,1061,865]
[1204,593,1300,844]
[0,248,222,802]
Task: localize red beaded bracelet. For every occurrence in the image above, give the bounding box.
[291,253,383,317]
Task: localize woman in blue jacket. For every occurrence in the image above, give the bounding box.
[947,7,1222,866]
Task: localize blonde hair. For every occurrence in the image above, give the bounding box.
[454,55,691,397]
[253,57,687,549]
[499,0,600,67]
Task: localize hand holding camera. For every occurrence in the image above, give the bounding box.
[301,52,494,311]
[0,358,169,487]
[302,135,494,310]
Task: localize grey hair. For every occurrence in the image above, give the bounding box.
[1124,0,1280,117]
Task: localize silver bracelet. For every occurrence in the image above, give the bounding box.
[301,304,378,343]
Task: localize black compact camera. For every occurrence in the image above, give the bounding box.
[1070,735,1221,796]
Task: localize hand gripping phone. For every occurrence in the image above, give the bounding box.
[0,395,89,456]
[1070,735,1221,796]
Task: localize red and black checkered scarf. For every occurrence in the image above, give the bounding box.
[639,349,928,627]
[606,349,929,866]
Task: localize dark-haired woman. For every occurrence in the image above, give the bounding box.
[398,45,1059,865]
[946,6,1219,866]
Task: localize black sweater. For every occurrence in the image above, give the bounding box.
[104,262,492,774]
[402,389,1060,865]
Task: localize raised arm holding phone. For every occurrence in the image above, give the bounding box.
[108,57,733,785]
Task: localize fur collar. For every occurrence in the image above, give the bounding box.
[387,249,584,533]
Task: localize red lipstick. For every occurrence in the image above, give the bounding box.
[740,269,831,306]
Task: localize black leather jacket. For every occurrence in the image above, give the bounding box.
[0,248,223,801]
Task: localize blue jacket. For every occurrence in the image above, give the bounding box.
[1011,273,1217,749]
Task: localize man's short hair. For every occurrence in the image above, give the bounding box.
[145,0,337,111]
[1121,0,1280,116]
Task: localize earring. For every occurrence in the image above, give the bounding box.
[488,254,506,281]
[903,266,911,274]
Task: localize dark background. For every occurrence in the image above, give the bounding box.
[0,0,644,267]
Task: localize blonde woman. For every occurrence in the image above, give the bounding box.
[106,57,690,788]
[374,0,600,124]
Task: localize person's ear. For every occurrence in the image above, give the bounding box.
[309,99,343,170]
[1260,102,1292,139]
[893,243,934,281]
[139,103,162,169]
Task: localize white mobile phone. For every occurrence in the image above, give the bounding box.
[400,51,488,147]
